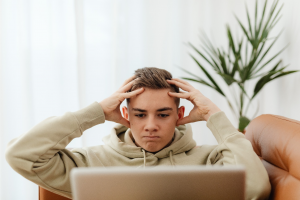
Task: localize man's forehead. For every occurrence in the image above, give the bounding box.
[128,88,177,109]
[131,88,173,99]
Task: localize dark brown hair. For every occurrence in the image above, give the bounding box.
[127,67,180,107]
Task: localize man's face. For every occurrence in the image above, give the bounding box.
[122,88,184,153]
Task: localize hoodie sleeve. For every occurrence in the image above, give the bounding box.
[5,102,105,199]
[206,111,271,200]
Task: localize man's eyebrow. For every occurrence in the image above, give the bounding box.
[132,108,147,112]
[157,107,173,112]
[131,107,173,112]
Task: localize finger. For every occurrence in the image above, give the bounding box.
[171,78,192,86]
[167,79,192,92]
[169,78,195,91]
[119,80,135,93]
[118,117,130,128]
[120,75,136,87]
[177,115,193,126]
[119,76,142,93]
[122,87,144,99]
[172,78,194,88]
[168,91,190,99]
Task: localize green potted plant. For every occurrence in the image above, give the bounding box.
[182,0,299,133]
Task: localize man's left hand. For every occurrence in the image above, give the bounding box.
[167,78,221,125]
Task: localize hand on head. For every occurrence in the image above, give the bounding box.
[99,76,144,128]
[99,76,221,128]
[167,78,221,125]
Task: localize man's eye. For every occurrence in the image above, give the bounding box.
[135,114,145,118]
[159,114,169,118]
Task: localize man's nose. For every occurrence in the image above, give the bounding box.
[144,116,158,133]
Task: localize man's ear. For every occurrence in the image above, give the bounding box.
[122,106,129,120]
[177,106,185,120]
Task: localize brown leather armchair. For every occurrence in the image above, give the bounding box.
[39,187,69,200]
[39,114,300,200]
[245,114,300,200]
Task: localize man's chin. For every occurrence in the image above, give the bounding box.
[142,144,164,153]
[141,138,174,153]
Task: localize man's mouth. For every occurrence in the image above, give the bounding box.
[143,136,160,140]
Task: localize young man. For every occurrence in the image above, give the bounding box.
[6,67,270,199]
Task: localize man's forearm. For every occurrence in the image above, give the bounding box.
[206,111,271,200]
[5,102,105,196]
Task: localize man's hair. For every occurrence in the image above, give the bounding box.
[127,67,180,107]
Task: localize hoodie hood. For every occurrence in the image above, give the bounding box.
[102,124,197,160]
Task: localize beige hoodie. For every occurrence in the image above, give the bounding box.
[5,102,271,200]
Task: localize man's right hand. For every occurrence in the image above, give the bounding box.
[99,76,144,128]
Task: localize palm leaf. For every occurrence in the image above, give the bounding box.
[259,0,280,43]
[237,83,250,99]
[244,39,249,67]
[239,116,251,132]
[252,74,273,100]
[252,66,296,100]
[217,49,229,74]
[200,45,222,72]
[251,60,282,78]
[231,58,240,78]
[271,70,299,79]
[181,77,215,89]
[200,31,218,57]
[269,15,282,30]
[255,0,268,40]
[246,4,253,38]
[251,32,282,74]
[231,38,243,77]
[269,4,284,29]
[179,67,206,80]
[227,25,237,54]
[235,15,252,44]
[254,0,258,36]
[179,67,220,92]
[217,72,237,85]
[254,45,288,74]
[189,54,225,96]
[189,43,219,72]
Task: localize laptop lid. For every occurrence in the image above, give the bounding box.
[70,166,245,200]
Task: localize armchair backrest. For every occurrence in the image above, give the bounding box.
[245,114,300,200]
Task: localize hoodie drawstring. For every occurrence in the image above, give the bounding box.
[142,149,146,168]
[142,149,175,167]
[169,150,175,167]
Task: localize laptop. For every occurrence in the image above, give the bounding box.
[70,166,245,200]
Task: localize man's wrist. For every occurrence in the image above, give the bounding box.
[98,102,107,118]
[72,102,106,131]
[203,107,222,121]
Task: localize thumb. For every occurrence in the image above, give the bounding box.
[176,115,192,126]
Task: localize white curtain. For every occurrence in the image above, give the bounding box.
[1,0,299,199]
